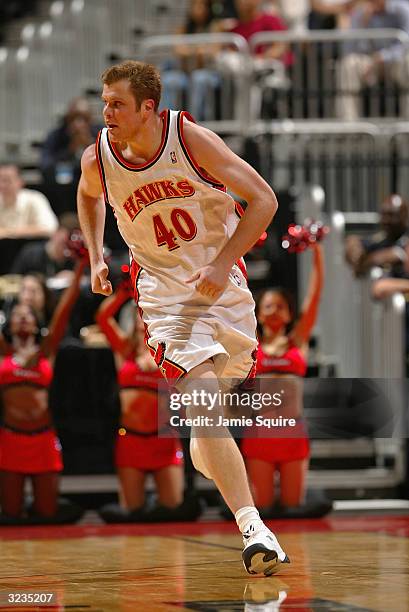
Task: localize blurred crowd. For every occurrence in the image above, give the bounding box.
[157,0,409,121]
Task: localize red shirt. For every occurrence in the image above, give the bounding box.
[0,354,53,388]
[231,13,292,65]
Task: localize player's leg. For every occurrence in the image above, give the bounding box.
[117,467,146,511]
[153,464,184,508]
[180,359,254,511]
[179,359,289,575]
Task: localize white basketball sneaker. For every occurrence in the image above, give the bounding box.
[242,524,290,576]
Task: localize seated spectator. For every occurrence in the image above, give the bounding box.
[274,0,310,32]
[11,213,78,279]
[160,0,221,121]
[309,0,358,30]
[40,98,100,187]
[345,194,409,277]
[372,274,409,299]
[215,0,292,116]
[0,165,58,240]
[336,0,409,120]
[226,0,292,65]
[371,240,409,374]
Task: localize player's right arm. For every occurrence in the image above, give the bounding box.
[77,144,112,295]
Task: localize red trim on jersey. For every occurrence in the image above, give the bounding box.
[158,358,187,383]
[130,258,143,305]
[235,201,245,218]
[145,332,187,383]
[108,109,169,170]
[177,111,226,191]
[235,258,247,281]
[95,130,109,204]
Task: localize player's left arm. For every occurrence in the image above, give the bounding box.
[184,121,277,296]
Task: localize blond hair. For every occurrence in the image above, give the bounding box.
[101,60,162,111]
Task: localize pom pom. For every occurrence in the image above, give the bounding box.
[282,219,329,253]
[65,229,89,261]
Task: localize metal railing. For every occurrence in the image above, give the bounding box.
[2,23,409,160]
[139,32,252,130]
[249,29,409,122]
[318,210,406,378]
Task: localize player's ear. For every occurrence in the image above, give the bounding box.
[141,99,155,114]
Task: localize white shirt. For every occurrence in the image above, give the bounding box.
[97,110,242,309]
[0,188,58,233]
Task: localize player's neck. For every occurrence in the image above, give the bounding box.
[126,113,163,163]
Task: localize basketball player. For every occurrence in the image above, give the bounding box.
[77,60,289,575]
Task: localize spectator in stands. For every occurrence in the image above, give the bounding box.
[214,0,292,117]
[275,0,310,32]
[40,98,100,186]
[10,215,98,340]
[372,272,409,299]
[226,0,292,65]
[11,213,78,279]
[336,0,409,120]
[160,0,222,121]
[345,194,409,277]
[0,165,58,239]
[309,0,359,30]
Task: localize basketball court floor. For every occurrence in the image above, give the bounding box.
[1,515,408,611]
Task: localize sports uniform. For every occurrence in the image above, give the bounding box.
[115,357,183,471]
[96,110,257,383]
[0,355,63,473]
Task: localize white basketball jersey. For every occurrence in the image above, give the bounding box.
[96,110,243,309]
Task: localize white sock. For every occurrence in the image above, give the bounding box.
[235,506,264,535]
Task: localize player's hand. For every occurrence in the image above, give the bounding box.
[91,261,112,296]
[185,262,230,298]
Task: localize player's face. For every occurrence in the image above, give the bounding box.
[102,80,143,142]
[258,291,291,331]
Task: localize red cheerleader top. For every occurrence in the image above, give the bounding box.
[257,342,307,377]
[0,354,53,388]
[117,358,162,391]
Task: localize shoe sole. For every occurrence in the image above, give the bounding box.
[242,544,290,576]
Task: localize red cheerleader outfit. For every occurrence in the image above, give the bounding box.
[114,359,183,471]
[241,343,310,463]
[0,355,63,473]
